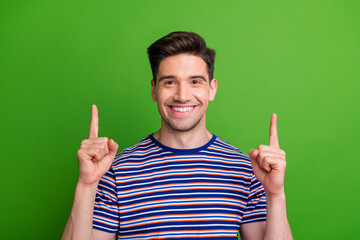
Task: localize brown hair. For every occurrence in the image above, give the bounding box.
[147,31,216,84]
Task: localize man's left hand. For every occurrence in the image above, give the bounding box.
[249,113,287,197]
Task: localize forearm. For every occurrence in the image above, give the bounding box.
[264,192,293,240]
[61,182,98,240]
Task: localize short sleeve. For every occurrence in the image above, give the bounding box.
[93,167,120,233]
[241,173,267,224]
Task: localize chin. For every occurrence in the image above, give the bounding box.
[166,119,202,132]
[170,125,196,132]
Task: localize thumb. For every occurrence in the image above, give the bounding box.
[108,139,119,157]
[249,149,265,183]
[249,148,259,161]
[97,139,118,175]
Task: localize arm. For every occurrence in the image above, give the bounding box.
[263,193,292,240]
[240,194,292,240]
[240,221,266,240]
[61,182,115,240]
[243,113,293,240]
[61,105,118,240]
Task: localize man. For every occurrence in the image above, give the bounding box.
[62,31,293,240]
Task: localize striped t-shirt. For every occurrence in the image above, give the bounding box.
[93,134,267,239]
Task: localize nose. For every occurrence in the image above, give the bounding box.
[174,82,191,103]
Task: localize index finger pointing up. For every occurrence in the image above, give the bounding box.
[269,113,280,149]
[88,104,99,139]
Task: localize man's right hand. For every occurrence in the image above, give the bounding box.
[77,104,118,187]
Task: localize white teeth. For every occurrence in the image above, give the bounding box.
[171,106,194,112]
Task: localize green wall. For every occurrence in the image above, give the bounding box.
[1,1,359,239]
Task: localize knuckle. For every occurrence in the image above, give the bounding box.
[261,159,268,168]
[101,145,107,152]
[95,148,102,154]
[259,152,265,159]
[77,150,85,160]
[279,160,286,169]
[258,144,266,150]
[105,144,110,151]
[278,157,286,163]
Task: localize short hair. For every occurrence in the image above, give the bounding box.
[147,31,216,84]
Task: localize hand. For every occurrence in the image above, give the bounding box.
[76,105,119,187]
[249,113,287,197]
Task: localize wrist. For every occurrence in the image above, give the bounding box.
[76,179,99,192]
[73,181,99,206]
[265,190,286,202]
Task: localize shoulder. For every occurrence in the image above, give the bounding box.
[210,135,250,160]
[112,135,159,166]
[199,135,253,171]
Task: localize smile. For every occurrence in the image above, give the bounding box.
[169,106,195,113]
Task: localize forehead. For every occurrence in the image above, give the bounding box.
[157,54,207,79]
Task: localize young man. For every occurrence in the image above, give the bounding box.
[62,31,293,240]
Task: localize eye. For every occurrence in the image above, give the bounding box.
[164,80,174,85]
[192,80,201,84]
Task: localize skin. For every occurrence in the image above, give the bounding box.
[150,54,217,149]
[242,113,293,240]
[62,53,292,240]
[62,104,117,240]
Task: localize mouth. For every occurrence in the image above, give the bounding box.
[168,105,196,113]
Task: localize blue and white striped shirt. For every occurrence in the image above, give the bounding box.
[93,134,266,239]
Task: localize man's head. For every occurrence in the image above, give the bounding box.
[148,32,217,133]
[147,31,216,84]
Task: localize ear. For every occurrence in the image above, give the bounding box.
[208,78,218,101]
[151,79,157,102]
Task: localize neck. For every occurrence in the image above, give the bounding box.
[153,119,212,149]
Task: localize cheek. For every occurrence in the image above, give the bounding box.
[156,89,171,104]
[194,89,211,101]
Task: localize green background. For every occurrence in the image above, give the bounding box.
[1,0,359,239]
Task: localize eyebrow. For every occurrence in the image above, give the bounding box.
[158,75,176,82]
[158,75,208,82]
[190,75,207,82]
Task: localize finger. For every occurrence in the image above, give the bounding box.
[88,104,99,139]
[269,113,280,149]
[257,150,285,159]
[86,148,106,161]
[258,144,282,152]
[97,139,119,173]
[249,150,266,184]
[108,139,119,158]
[257,155,271,172]
[249,149,259,161]
[260,157,285,172]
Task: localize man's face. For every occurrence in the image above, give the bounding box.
[151,54,217,132]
